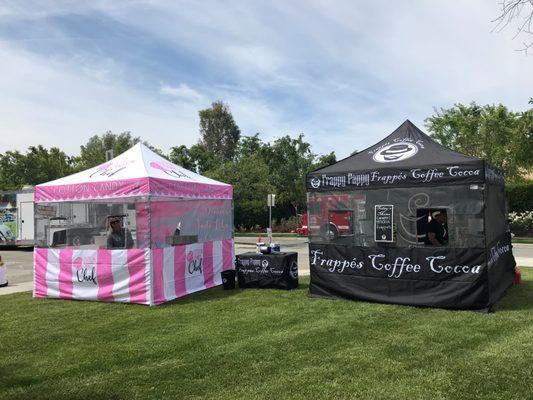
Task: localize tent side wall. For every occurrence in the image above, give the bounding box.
[148,197,235,305]
[33,196,235,306]
[307,184,492,310]
[484,181,515,306]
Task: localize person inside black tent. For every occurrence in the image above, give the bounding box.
[425,211,448,246]
[107,217,134,249]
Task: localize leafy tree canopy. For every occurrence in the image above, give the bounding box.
[74,131,163,171]
[199,101,241,162]
[0,146,73,190]
[425,102,533,181]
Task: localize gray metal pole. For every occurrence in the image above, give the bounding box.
[269,205,272,230]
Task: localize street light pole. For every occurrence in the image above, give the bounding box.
[267,194,275,244]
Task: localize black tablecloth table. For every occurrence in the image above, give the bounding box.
[236,252,298,290]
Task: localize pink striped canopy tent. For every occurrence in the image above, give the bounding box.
[33,144,234,306]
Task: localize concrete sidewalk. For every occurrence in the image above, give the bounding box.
[0,281,33,295]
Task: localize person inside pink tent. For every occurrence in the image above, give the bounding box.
[107,217,134,249]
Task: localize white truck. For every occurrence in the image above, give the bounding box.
[0,188,35,247]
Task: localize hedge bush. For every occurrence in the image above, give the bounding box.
[506,181,533,213]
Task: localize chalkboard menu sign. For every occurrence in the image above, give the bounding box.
[374,205,394,242]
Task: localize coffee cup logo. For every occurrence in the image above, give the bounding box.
[289,261,298,279]
[373,142,418,163]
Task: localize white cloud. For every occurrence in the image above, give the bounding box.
[0,0,531,160]
[0,43,202,155]
[160,83,204,102]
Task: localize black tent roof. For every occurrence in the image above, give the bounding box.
[307,120,495,191]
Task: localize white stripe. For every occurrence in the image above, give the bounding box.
[163,247,175,301]
[46,249,60,298]
[71,249,99,300]
[145,249,152,306]
[185,242,206,294]
[111,250,130,303]
[213,240,223,286]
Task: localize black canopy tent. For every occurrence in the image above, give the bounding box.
[306,120,515,311]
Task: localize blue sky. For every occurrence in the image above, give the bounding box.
[0,0,531,159]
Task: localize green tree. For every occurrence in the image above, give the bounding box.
[425,102,533,181]
[237,134,264,158]
[75,131,141,170]
[0,150,27,190]
[262,134,315,217]
[24,146,73,185]
[0,146,73,189]
[168,145,195,170]
[199,101,241,162]
[313,151,337,170]
[207,155,273,228]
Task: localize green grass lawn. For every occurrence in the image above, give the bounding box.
[512,236,533,244]
[1,271,532,400]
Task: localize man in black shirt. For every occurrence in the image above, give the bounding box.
[107,217,134,249]
[425,211,448,246]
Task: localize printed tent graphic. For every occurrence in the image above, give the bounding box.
[33,143,234,306]
[307,120,494,190]
[306,120,516,311]
[35,142,232,202]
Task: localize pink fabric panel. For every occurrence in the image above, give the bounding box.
[34,177,150,202]
[152,248,165,305]
[96,250,114,302]
[203,241,215,289]
[222,239,234,271]
[33,248,48,298]
[58,248,74,299]
[149,177,232,199]
[174,245,187,298]
[127,249,148,304]
[135,203,150,248]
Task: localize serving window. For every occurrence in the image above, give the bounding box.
[35,200,141,249]
[308,185,485,248]
[34,197,234,250]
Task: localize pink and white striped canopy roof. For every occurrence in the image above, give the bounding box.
[35,143,232,202]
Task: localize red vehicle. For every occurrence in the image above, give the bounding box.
[297,211,353,240]
[298,193,367,240]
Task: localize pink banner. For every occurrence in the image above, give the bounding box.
[33,239,234,306]
[35,178,150,202]
[59,249,74,299]
[174,245,187,299]
[152,248,165,305]
[33,248,48,298]
[96,250,114,302]
[149,178,232,200]
[203,241,215,289]
[127,249,149,304]
[35,177,231,202]
[33,248,151,305]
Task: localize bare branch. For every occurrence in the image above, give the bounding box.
[493,0,533,54]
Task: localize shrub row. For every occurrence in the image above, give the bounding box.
[506,181,533,213]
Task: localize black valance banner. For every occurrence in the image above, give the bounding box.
[308,243,491,309]
[307,164,485,191]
